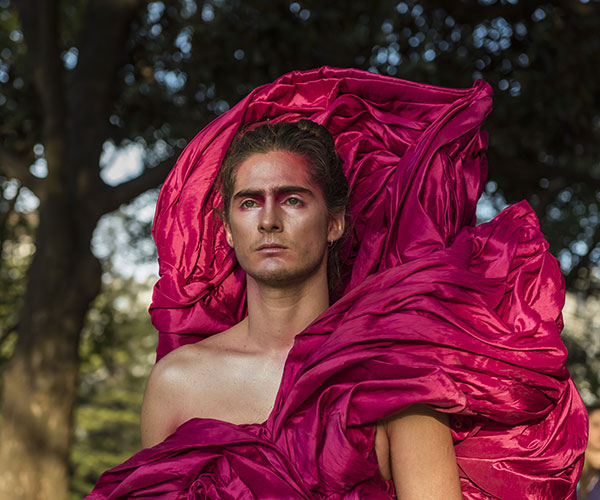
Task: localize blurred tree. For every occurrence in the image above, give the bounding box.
[0,0,598,498]
[71,270,155,499]
[0,1,166,498]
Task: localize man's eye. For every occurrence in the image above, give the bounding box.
[286,197,301,205]
[241,200,256,208]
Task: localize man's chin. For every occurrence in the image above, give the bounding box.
[247,265,323,288]
[250,271,306,288]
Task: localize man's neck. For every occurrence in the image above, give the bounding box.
[244,271,330,353]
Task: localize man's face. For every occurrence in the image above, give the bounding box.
[223,150,344,288]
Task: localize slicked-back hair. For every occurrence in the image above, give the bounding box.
[217,119,350,296]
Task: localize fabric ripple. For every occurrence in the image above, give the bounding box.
[85,67,585,500]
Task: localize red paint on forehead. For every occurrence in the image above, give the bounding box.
[233,151,322,197]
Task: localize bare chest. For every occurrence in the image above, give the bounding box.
[176,352,286,426]
[168,345,392,482]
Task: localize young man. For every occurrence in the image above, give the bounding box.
[86,68,584,500]
[140,120,463,499]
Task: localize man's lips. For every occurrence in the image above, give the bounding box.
[256,243,287,251]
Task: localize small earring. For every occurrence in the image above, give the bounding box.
[328,240,334,248]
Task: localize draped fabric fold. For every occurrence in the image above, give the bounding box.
[86,67,585,499]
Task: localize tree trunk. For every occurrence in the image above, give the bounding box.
[0,1,157,497]
[0,194,101,500]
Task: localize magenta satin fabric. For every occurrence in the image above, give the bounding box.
[86,67,586,499]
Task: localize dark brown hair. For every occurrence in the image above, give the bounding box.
[217,119,350,294]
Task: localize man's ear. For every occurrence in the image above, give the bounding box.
[223,218,234,248]
[327,209,346,243]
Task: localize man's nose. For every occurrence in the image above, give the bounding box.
[258,199,283,232]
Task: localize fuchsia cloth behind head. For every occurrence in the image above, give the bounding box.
[88,67,586,499]
[150,66,492,358]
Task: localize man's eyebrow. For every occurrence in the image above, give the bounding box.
[232,186,315,200]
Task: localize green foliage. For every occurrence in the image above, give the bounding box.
[0,2,40,160]
[0,178,36,368]
[563,292,600,405]
[71,274,156,498]
[566,334,600,405]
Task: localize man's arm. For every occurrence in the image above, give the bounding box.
[386,405,462,500]
[140,360,181,448]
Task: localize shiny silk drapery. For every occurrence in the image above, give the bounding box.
[86,67,586,499]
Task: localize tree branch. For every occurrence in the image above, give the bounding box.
[91,154,176,217]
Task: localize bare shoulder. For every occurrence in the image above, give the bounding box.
[141,320,284,447]
[147,341,211,386]
[140,340,222,448]
[146,325,244,389]
[140,326,247,448]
